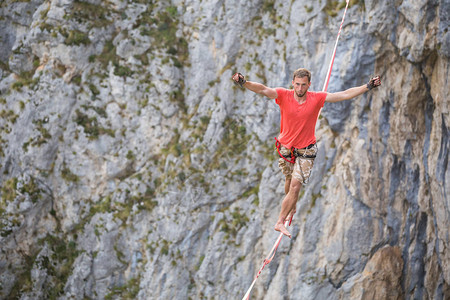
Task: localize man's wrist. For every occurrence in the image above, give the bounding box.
[232,72,247,88]
[238,75,246,88]
[366,75,381,90]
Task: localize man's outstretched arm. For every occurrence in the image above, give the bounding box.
[325,75,381,103]
[232,72,278,99]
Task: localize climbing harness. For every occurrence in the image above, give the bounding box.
[242,1,351,299]
[275,137,317,163]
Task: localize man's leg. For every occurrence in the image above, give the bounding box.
[284,177,296,221]
[284,177,292,195]
[274,178,302,238]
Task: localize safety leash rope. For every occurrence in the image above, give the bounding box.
[241,217,292,300]
[275,137,295,164]
[242,2,350,299]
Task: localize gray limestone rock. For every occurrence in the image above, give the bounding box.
[0,0,448,299]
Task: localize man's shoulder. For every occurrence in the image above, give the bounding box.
[306,90,323,95]
[306,91,327,106]
[275,87,293,97]
[307,90,327,98]
[274,87,292,104]
[275,87,292,92]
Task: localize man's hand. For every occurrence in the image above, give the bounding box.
[367,75,381,90]
[232,72,246,88]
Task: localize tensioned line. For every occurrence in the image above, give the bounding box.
[241,1,350,299]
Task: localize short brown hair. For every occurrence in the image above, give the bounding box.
[293,68,311,82]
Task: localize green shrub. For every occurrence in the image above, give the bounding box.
[64,30,90,46]
[74,109,115,140]
[61,164,79,183]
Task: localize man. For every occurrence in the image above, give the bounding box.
[232,68,381,238]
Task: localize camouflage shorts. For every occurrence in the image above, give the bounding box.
[278,144,318,184]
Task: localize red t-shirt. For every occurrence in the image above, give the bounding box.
[275,88,327,149]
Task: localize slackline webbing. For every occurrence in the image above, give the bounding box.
[241,1,350,299]
[241,218,292,300]
[322,0,350,92]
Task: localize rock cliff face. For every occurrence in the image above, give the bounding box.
[0,0,448,299]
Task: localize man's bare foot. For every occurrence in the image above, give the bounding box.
[274,222,291,238]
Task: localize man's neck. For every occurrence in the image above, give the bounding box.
[294,92,307,104]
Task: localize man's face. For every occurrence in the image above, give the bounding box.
[292,76,311,98]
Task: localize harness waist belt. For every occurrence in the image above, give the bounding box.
[280,143,317,159]
[275,138,317,162]
[301,143,315,150]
